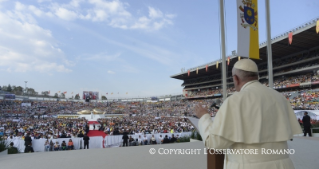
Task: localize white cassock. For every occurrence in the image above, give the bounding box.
[199,80,302,169]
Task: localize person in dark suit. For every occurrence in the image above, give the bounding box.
[302,112,312,137]
[24,133,32,147]
[83,133,90,149]
[170,134,177,143]
[163,135,170,144]
[24,143,34,153]
[122,130,129,147]
[93,124,96,130]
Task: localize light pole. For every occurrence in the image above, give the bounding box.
[24,81,28,96]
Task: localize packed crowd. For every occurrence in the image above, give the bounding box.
[0,99,220,141]
[2,87,319,141]
[186,71,319,98]
[0,118,90,139]
[284,90,319,110]
[97,116,194,136]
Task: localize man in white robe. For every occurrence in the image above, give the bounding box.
[195,59,302,169]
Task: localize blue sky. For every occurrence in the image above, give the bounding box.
[0,0,318,99]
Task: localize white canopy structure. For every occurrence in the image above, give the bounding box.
[294,110,319,120]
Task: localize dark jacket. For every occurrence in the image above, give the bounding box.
[163,137,170,144]
[8,147,19,154]
[83,135,90,143]
[24,145,34,153]
[170,137,177,143]
[24,136,32,146]
[302,115,311,127]
[122,132,129,140]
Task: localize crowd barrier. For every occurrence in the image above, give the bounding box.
[5,132,192,153]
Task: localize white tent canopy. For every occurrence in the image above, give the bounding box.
[294,110,319,120]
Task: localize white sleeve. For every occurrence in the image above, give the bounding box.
[198,114,234,149]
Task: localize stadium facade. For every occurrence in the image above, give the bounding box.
[171,18,319,99]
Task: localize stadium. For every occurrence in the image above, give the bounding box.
[171,19,319,101]
[0,18,318,169]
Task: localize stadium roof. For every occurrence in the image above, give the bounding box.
[171,17,319,80]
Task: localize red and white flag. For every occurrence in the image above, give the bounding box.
[288,32,293,45]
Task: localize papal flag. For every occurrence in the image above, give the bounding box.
[316,20,319,34]
[237,0,259,59]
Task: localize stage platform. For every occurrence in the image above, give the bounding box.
[0,136,318,169]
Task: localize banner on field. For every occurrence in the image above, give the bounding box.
[237,0,259,59]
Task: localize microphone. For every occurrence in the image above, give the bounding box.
[210,99,221,109]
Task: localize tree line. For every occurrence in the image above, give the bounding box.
[0,84,82,99]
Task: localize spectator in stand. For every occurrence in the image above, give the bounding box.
[170,134,177,143]
[61,140,67,150]
[54,141,60,151]
[129,136,135,146]
[137,135,143,145]
[143,134,148,145]
[44,139,50,151]
[163,135,170,144]
[150,135,157,144]
[68,139,74,150]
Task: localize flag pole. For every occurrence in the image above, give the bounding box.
[265,0,273,88]
[219,0,227,100]
[206,0,226,168]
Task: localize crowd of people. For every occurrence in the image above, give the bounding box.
[1,86,319,153]
[186,71,319,98]
[0,100,209,141]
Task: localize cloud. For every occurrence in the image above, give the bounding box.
[148,7,163,19]
[55,7,78,20]
[16,0,175,31]
[0,9,72,73]
[107,70,115,74]
[79,52,121,61]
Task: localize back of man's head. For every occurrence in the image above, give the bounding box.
[232,59,259,92]
[233,59,259,81]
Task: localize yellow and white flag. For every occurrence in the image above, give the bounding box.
[316,20,319,34]
[237,0,259,59]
